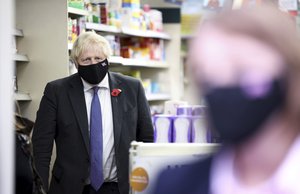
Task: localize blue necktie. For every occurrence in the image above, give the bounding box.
[90,87,104,191]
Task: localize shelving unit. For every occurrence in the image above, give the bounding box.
[85,22,171,40]
[13,54,29,62]
[109,56,169,68]
[85,22,121,34]
[13,27,32,103]
[121,27,171,40]
[67,7,89,16]
[67,7,89,20]
[180,33,198,105]
[14,91,32,101]
[13,29,23,37]
[14,0,182,119]
[68,9,174,103]
[68,45,168,69]
[16,0,69,120]
[146,93,171,101]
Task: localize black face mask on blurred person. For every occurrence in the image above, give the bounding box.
[204,79,285,144]
[78,59,109,85]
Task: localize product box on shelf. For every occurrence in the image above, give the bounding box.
[122,0,140,9]
[153,114,173,143]
[154,101,214,144]
[173,115,192,143]
[68,0,85,10]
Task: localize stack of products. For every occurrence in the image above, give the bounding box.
[67,0,166,59]
[68,17,85,44]
[68,0,164,32]
[68,0,85,9]
[153,101,216,144]
[120,37,164,61]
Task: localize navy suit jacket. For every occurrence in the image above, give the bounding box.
[32,72,154,194]
[153,157,213,194]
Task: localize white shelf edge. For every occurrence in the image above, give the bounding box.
[85,22,121,33]
[68,7,89,16]
[13,29,23,37]
[122,27,171,40]
[109,56,169,68]
[13,54,29,62]
[14,92,32,101]
[146,93,171,101]
[109,56,123,64]
[85,23,171,40]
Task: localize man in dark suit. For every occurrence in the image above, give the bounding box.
[32,32,154,194]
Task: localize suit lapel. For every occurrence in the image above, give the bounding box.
[68,73,90,155]
[109,72,123,149]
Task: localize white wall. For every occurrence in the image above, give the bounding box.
[0,0,14,193]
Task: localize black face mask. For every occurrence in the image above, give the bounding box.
[204,79,285,144]
[78,59,109,85]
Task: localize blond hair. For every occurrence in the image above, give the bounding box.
[70,31,112,66]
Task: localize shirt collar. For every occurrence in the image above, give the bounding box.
[81,73,110,92]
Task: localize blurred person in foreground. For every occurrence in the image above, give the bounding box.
[154,4,300,194]
[32,31,153,194]
[15,102,45,194]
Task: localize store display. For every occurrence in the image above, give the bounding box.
[153,115,173,143]
[68,0,85,9]
[68,0,164,33]
[173,116,192,143]
[176,105,193,116]
[191,116,208,143]
[180,0,202,36]
[129,142,219,194]
[164,100,188,115]
[192,105,206,116]
[105,35,120,56]
[154,101,211,144]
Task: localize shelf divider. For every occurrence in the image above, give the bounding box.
[13,54,29,62]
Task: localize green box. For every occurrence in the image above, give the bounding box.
[68,0,84,10]
[92,15,100,23]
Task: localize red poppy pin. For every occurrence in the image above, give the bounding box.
[111,89,122,97]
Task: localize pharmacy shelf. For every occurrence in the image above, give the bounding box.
[67,44,168,68]
[109,56,169,68]
[13,29,24,37]
[85,22,121,33]
[13,54,29,62]
[146,93,171,101]
[121,27,171,40]
[67,7,89,17]
[14,91,32,101]
[85,22,171,40]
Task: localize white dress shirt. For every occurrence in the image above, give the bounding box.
[81,74,117,182]
[210,135,300,194]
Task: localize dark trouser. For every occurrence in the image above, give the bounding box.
[82,182,120,194]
